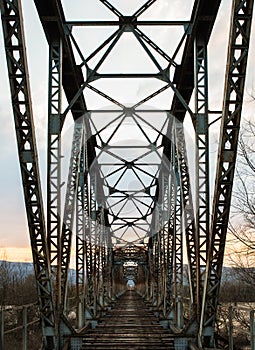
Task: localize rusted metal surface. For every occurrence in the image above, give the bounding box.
[82,290,175,349]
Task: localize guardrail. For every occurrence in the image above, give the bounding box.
[227,305,255,350]
[0,303,40,350]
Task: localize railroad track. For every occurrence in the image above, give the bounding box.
[82,290,175,349]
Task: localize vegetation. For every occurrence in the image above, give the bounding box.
[0,259,42,350]
[228,120,255,277]
[217,119,255,349]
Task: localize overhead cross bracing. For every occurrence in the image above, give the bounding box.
[0,0,254,349]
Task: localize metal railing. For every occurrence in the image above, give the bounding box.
[228,305,255,350]
[0,303,40,350]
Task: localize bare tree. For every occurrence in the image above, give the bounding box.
[228,119,255,285]
[0,253,15,306]
[0,254,37,306]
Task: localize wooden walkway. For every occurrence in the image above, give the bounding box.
[82,290,175,349]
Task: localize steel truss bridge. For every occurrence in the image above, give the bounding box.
[0,0,254,349]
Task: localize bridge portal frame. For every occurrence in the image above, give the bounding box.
[1,0,254,349]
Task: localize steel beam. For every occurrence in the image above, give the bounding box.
[76,142,86,327]
[171,0,222,122]
[2,0,251,346]
[47,41,63,336]
[161,172,173,317]
[173,149,183,329]
[155,178,162,308]
[84,166,94,312]
[174,120,198,317]
[0,0,56,348]
[47,38,62,275]
[90,172,99,317]
[66,20,190,27]
[165,166,176,318]
[200,0,254,347]
[61,120,84,312]
[194,36,210,316]
[153,233,160,306]
[33,0,87,121]
[84,170,107,316]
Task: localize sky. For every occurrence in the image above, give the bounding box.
[0,0,255,263]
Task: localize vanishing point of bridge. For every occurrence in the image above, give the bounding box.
[0,0,254,349]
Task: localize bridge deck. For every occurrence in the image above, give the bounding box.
[82,290,175,349]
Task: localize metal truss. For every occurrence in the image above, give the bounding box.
[0,0,56,348]
[153,222,160,306]
[87,172,98,316]
[165,165,176,318]
[47,39,62,270]
[90,108,166,248]
[2,0,254,348]
[174,120,198,316]
[161,171,173,318]
[147,238,154,301]
[76,142,86,328]
[61,120,84,311]
[194,35,210,315]
[200,0,254,347]
[80,168,110,317]
[172,147,184,329]
[170,0,222,123]
[47,40,63,326]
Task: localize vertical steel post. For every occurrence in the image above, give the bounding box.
[60,119,83,313]
[93,175,98,316]
[76,141,86,328]
[77,301,83,330]
[164,166,175,318]
[153,234,159,306]
[97,205,104,308]
[47,39,63,266]
[147,240,153,302]
[47,38,63,327]
[102,225,110,307]
[170,138,184,328]
[108,247,113,301]
[174,169,183,328]
[85,189,94,314]
[89,171,99,316]
[200,1,254,346]
[174,119,197,313]
[194,36,209,318]
[0,1,56,347]
[162,171,172,317]
[157,171,164,309]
